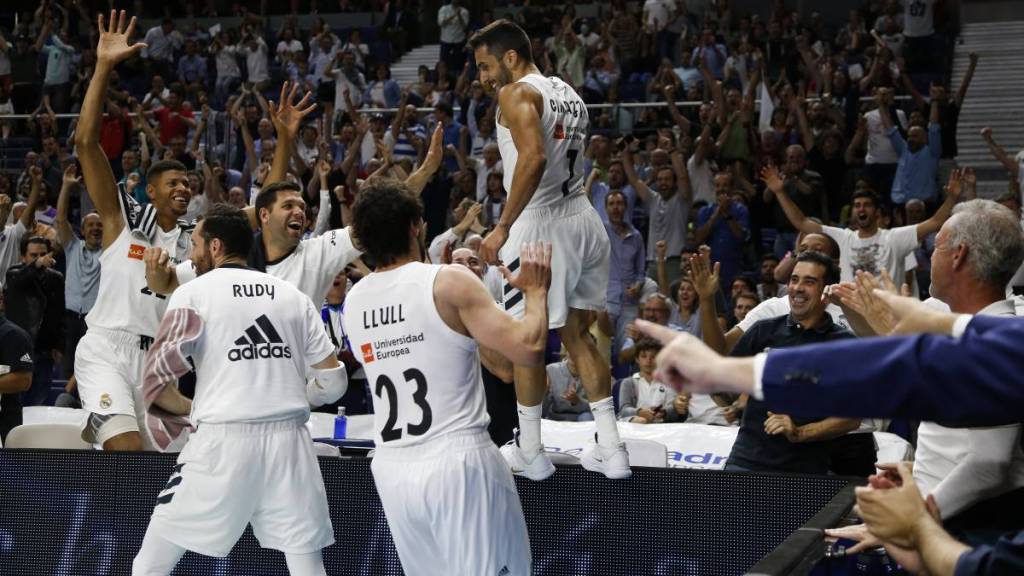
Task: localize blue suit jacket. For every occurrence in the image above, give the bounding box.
[761,315,1024,425]
[761,315,1024,576]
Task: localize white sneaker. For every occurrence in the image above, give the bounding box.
[500,436,556,481]
[580,443,632,479]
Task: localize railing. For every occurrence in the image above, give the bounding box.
[0,95,913,121]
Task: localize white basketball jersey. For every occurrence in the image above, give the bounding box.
[343,262,489,449]
[85,226,180,337]
[160,265,335,424]
[496,73,588,210]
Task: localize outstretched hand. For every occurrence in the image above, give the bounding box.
[498,242,552,296]
[96,10,146,66]
[269,81,317,141]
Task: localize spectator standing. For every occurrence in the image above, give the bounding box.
[764,144,826,257]
[604,190,646,359]
[153,88,196,145]
[757,254,783,301]
[363,64,401,109]
[4,236,64,407]
[142,19,183,79]
[883,92,941,206]
[725,252,865,474]
[0,169,42,291]
[862,87,908,200]
[9,33,42,115]
[696,173,750,292]
[210,32,241,107]
[621,145,691,285]
[763,164,959,284]
[37,25,75,114]
[176,40,208,100]
[54,166,102,380]
[339,30,370,73]
[438,0,470,72]
[239,31,270,92]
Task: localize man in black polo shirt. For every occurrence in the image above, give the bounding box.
[725,251,866,474]
[0,293,34,443]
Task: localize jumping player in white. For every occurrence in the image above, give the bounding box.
[470,20,630,479]
[344,179,551,576]
[74,11,196,451]
[132,204,346,576]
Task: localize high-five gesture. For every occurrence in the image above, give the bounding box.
[499,242,553,296]
[96,10,146,66]
[269,81,316,141]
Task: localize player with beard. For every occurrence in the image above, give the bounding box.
[344,180,549,575]
[762,164,959,285]
[133,204,345,575]
[470,20,628,480]
[73,11,196,451]
[145,82,446,308]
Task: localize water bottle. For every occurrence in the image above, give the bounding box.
[333,407,347,439]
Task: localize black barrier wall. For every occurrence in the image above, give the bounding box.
[0,450,851,575]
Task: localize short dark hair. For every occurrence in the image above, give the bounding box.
[732,274,756,293]
[199,204,253,259]
[761,253,780,265]
[634,337,663,356]
[20,235,51,256]
[851,188,880,208]
[255,181,304,220]
[604,189,627,206]
[146,159,187,183]
[793,250,838,285]
[434,101,453,117]
[467,19,533,64]
[352,178,423,266]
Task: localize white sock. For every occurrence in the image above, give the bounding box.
[132,529,187,576]
[516,402,544,457]
[284,551,328,576]
[590,397,621,450]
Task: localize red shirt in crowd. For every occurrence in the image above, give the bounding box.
[156,105,194,144]
[100,113,133,160]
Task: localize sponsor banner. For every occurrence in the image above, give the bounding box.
[540,420,913,470]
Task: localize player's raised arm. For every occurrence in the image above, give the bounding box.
[436,242,552,366]
[266,81,317,188]
[75,11,146,250]
[478,83,546,264]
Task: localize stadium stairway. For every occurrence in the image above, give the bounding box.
[390,44,442,95]
[953,19,1024,198]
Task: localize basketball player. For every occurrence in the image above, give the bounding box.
[73,11,195,451]
[145,82,446,306]
[470,20,629,479]
[132,204,346,576]
[344,180,549,576]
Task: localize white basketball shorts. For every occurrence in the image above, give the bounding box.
[146,417,334,557]
[75,327,153,447]
[371,430,531,576]
[499,194,610,329]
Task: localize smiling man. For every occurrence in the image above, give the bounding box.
[724,251,864,474]
[72,11,197,451]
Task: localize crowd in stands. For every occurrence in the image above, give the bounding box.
[2,0,1024,492]
[7,2,1024,572]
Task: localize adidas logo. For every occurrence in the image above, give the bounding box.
[497,567,509,576]
[228,315,292,362]
[20,354,32,363]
